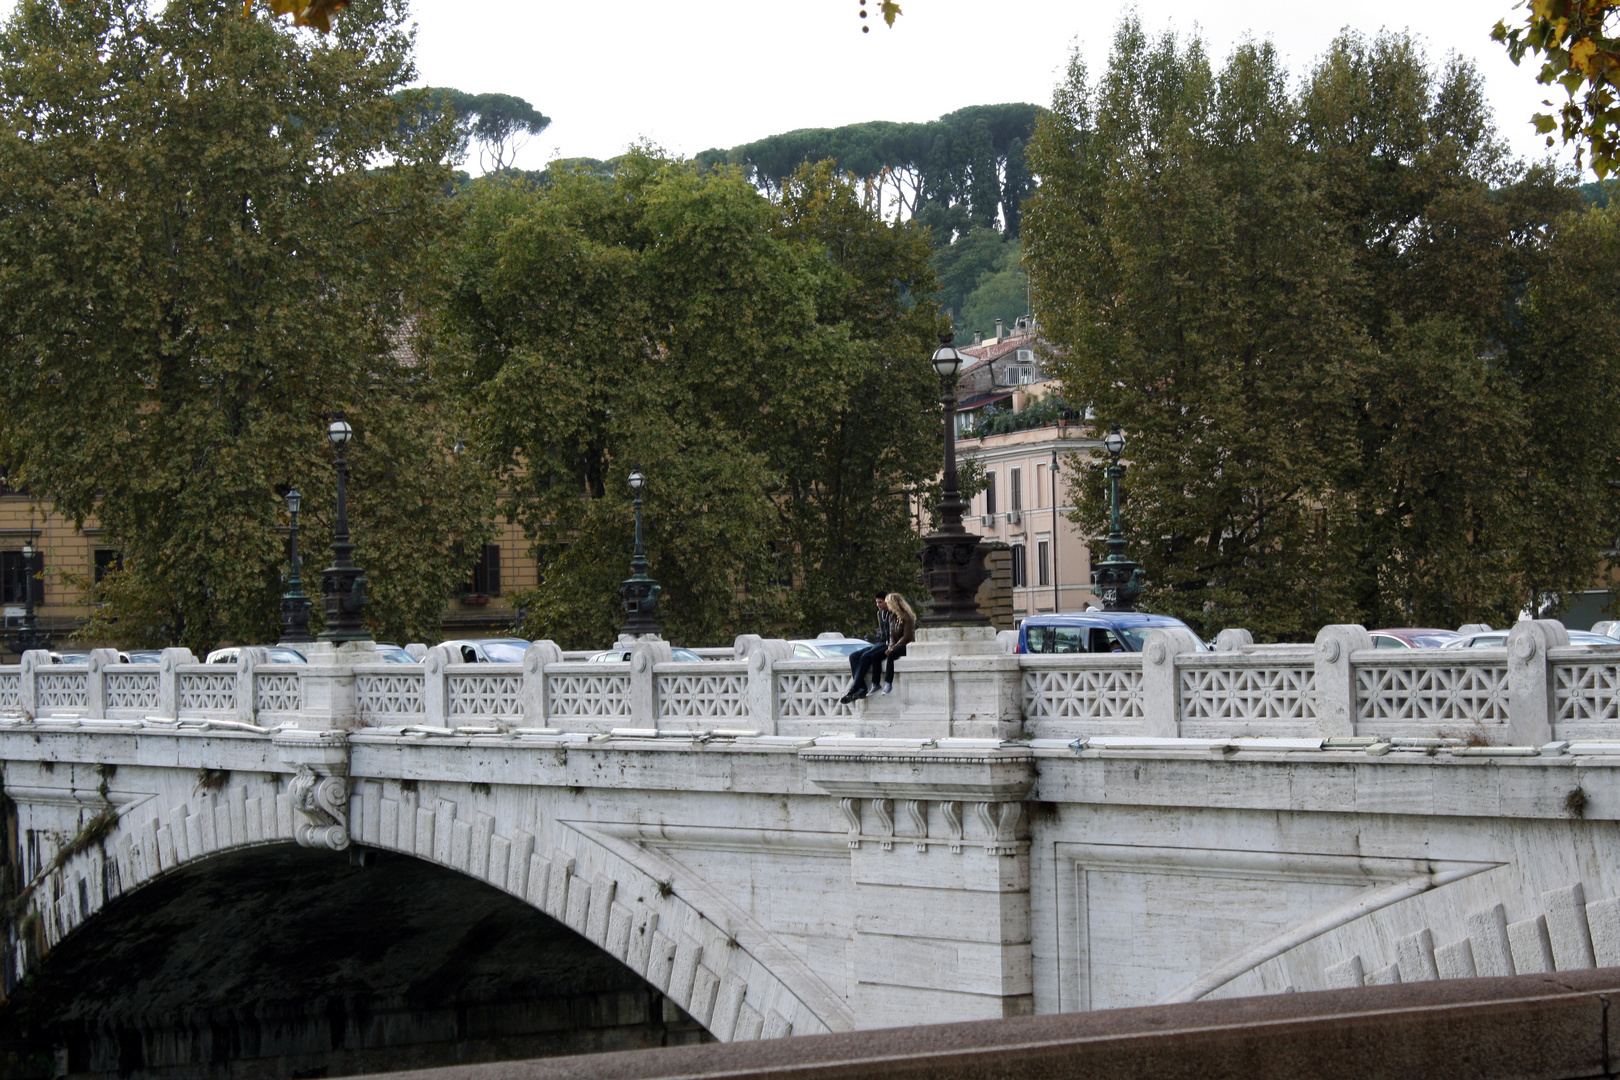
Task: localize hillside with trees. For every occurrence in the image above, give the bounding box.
[696,104,1041,340]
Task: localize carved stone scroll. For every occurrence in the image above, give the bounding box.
[839,797,861,849]
[906,800,928,852]
[290,764,350,851]
[941,800,963,854]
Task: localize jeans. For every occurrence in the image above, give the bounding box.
[849,643,886,689]
[882,643,907,685]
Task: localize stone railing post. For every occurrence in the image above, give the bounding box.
[85,648,121,718]
[18,649,47,719]
[1141,628,1204,738]
[1314,625,1372,738]
[629,639,674,728]
[405,643,428,660]
[237,646,267,726]
[736,635,793,734]
[1215,628,1253,652]
[157,647,195,720]
[422,645,453,727]
[1508,619,1569,747]
[521,640,564,727]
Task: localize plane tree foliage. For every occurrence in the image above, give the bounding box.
[441,155,945,648]
[1026,20,1620,640]
[0,0,496,651]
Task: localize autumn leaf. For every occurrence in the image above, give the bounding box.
[881,1,901,27]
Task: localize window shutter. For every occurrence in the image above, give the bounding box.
[483,545,501,595]
[28,550,44,604]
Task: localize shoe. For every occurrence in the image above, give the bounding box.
[880,683,892,695]
[848,686,869,701]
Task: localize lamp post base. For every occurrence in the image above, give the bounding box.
[918,531,994,627]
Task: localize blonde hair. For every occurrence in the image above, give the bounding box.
[884,593,916,622]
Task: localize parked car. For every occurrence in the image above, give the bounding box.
[789,637,871,660]
[437,638,535,663]
[125,650,164,664]
[372,643,419,664]
[1369,628,1463,649]
[1444,629,1620,649]
[588,646,706,663]
[1016,612,1210,654]
[204,646,308,665]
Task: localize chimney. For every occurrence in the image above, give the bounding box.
[994,318,1004,340]
[973,330,984,345]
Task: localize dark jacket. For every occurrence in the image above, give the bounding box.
[868,609,895,645]
[889,609,916,651]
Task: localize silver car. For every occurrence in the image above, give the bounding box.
[789,637,871,660]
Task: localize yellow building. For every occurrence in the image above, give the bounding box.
[0,483,538,655]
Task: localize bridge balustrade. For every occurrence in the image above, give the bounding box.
[0,620,1614,745]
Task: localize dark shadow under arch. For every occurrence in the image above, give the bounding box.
[1,844,709,1079]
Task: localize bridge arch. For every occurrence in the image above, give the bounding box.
[5,766,842,1048]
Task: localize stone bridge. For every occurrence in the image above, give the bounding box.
[6,621,1620,1076]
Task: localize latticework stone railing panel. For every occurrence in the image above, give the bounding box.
[546,666,632,719]
[658,664,748,720]
[1180,661,1317,722]
[1554,657,1620,724]
[1021,660,1144,723]
[774,663,854,721]
[105,669,160,712]
[448,669,523,719]
[35,669,88,711]
[254,671,302,713]
[1354,653,1509,725]
[178,668,238,714]
[355,668,426,719]
[0,670,23,711]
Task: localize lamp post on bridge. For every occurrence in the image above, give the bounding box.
[919,334,992,626]
[1093,425,1143,612]
[15,540,48,653]
[279,487,314,644]
[317,416,372,642]
[619,466,663,637]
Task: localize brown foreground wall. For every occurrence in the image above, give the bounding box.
[351,970,1620,1080]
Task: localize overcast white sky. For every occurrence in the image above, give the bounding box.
[0,0,1586,177]
[401,0,1586,177]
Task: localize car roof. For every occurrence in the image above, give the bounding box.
[789,637,866,644]
[1021,612,1189,629]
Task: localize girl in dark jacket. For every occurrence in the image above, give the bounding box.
[879,592,916,694]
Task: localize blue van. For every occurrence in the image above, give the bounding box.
[1016,611,1208,654]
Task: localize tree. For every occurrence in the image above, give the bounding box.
[442,155,944,648]
[1026,20,1620,638]
[396,87,550,173]
[1494,0,1620,177]
[0,0,496,651]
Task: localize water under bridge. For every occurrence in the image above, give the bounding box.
[5,620,1620,1077]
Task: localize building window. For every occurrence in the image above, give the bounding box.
[1011,544,1026,588]
[1009,468,1023,513]
[1,549,42,604]
[462,544,502,596]
[94,549,122,584]
[985,471,997,516]
[769,541,793,587]
[1037,540,1051,587]
[1036,463,1046,508]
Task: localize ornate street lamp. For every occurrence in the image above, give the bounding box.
[279,486,314,643]
[619,466,663,637]
[15,539,48,653]
[919,335,991,626]
[1093,426,1143,612]
[317,416,372,642]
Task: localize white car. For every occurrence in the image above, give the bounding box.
[789,637,871,660]
[205,646,308,664]
[589,646,705,663]
[1444,630,1620,649]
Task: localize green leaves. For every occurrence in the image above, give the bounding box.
[1026,20,1620,639]
[0,0,493,651]
[442,156,943,647]
[1494,0,1620,177]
